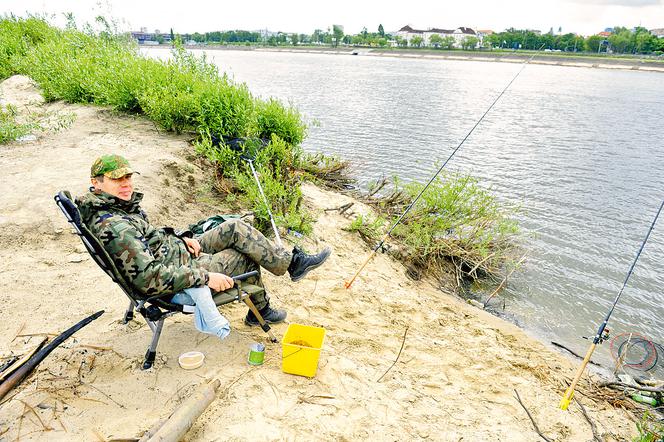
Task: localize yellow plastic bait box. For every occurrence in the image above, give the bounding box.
[282,323,326,378]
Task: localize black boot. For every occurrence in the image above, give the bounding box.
[245,304,287,326]
[287,246,331,282]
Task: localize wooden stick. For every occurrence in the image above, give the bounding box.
[11,321,26,343]
[575,399,601,442]
[598,381,663,393]
[17,399,53,431]
[483,254,527,308]
[140,379,220,442]
[376,326,409,382]
[84,383,126,409]
[514,389,553,442]
[467,252,496,277]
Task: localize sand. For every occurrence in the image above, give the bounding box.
[0,75,636,441]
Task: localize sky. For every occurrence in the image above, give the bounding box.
[2,0,663,36]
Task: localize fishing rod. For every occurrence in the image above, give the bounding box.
[559,199,664,411]
[210,134,284,247]
[241,154,283,248]
[344,47,544,289]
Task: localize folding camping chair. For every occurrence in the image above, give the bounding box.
[54,191,277,370]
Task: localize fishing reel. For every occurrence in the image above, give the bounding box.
[583,328,610,344]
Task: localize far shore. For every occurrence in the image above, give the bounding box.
[145,44,664,73]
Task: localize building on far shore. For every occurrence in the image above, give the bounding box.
[396,25,478,48]
[650,28,664,38]
[476,29,494,46]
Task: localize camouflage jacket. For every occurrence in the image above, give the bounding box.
[76,190,209,297]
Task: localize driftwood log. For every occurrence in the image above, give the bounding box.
[0,310,104,402]
[140,378,221,442]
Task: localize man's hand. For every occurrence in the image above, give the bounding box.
[207,272,235,292]
[183,237,201,257]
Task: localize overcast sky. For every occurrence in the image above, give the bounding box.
[2,0,663,36]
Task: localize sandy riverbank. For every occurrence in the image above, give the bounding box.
[0,75,638,440]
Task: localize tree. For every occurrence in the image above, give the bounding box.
[441,36,455,49]
[291,33,299,46]
[585,35,602,52]
[608,30,631,53]
[485,33,501,48]
[411,36,423,48]
[332,24,344,47]
[312,29,325,44]
[461,36,479,50]
[429,34,443,48]
[378,24,385,37]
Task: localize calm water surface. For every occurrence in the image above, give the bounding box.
[149,48,664,367]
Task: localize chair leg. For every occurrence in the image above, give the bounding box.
[123,300,135,324]
[143,319,164,370]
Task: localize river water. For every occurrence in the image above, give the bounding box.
[149,48,664,368]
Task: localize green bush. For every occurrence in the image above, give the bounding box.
[0,16,56,80]
[355,173,520,280]
[0,104,34,143]
[255,99,307,145]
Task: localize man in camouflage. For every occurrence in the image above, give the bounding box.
[77,154,330,328]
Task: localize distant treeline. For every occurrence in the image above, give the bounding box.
[178,25,664,55]
[485,26,664,54]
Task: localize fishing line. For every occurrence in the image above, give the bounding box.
[345,46,545,289]
[559,198,664,410]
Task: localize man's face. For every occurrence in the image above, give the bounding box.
[91,174,134,201]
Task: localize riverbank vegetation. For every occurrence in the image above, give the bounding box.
[1,15,521,283]
[347,174,520,283]
[0,104,32,143]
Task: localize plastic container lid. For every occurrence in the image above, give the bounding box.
[178,351,205,370]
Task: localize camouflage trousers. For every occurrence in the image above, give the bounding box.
[196,219,291,310]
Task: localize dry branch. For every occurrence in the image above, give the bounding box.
[377,326,409,383]
[575,399,602,442]
[513,389,553,442]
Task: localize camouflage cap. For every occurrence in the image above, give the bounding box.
[90,154,137,179]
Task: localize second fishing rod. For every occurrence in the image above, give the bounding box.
[345,48,544,289]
